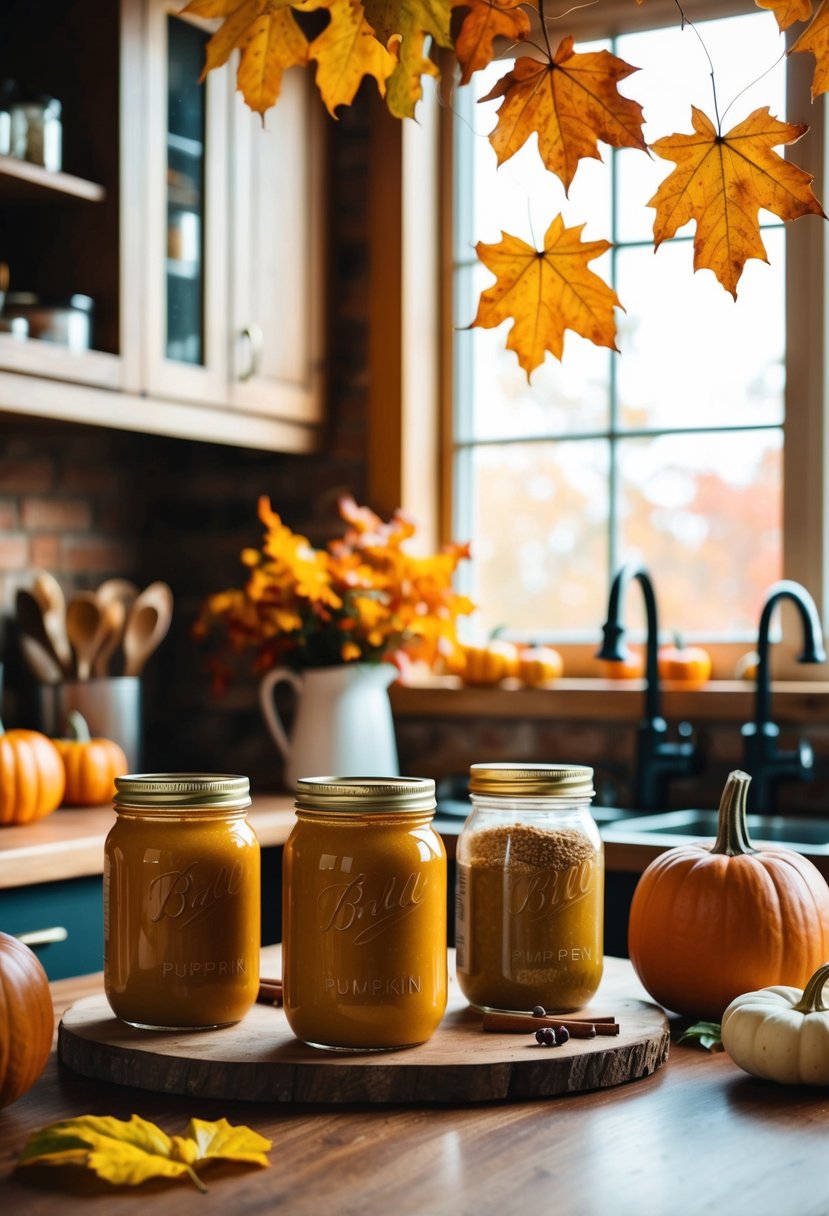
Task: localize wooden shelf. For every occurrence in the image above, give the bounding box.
[0,155,105,202]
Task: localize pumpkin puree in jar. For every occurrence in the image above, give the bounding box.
[283,809,447,1050]
[105,805,260,1029]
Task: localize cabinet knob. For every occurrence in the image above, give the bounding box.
[16,926,69,948]
[239,323,263,382]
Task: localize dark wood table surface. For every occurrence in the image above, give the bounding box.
[1,963,828,1215]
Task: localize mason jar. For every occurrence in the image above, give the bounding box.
[283,776,447,1050]
[456,763,604,1013]
[104,773,260,1030]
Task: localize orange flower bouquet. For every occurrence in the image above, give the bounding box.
[195,496,473,687]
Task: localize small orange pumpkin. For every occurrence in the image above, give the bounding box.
[628,770,829,1020]
[0,719,65,826]
[597,647,644,680]
[517,645,564,686]
[657,634,712,686]
[53,711,128,807]
[0,932,53,1109]
[458,640,520,685]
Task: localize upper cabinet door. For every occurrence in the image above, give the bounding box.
[143,0,230,407]
[228,72,325,425]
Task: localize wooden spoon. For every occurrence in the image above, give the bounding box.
[95,577,139,610]
[31,570,73,675]
[66,592,111,681]
[19,634,63,684]
[16,588,69,677]
[122,582,173,677]
[91,598,127,678]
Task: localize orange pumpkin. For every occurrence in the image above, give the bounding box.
[458,640,520,685]
[0,720,64,826]
[52,711,128,807]
[517,645,564,686]
[657,636,712,686]
[628,770,829,1020]
[597,647,644,679]
[0,932,53,1108]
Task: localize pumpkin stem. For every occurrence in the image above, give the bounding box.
[711,770,756,857]
[66,710,92,743]
[794,962,829,1014]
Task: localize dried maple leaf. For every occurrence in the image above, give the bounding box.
[791,0,829,97]
[454,0,532,85]
[480,36,646,193]
[471,215,620,377]
[17,1114,271,1193]
[182,0,309,114]
[306,0,396,114]
[363,0,454,118]
[755,0,813,30]
[649,106,824,298]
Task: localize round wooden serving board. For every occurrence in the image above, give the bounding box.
[59,948,669,1105]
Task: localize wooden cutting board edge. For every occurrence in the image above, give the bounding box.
[57,954,671,1106]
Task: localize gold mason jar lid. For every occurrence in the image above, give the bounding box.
[113,773,251,811]
[469,763,594,798]
[295,776,436,814]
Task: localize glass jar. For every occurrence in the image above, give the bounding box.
[9,95,62,171]
[456,763,604,1014]
[283,776,447,1051]
[104,773,260,1030]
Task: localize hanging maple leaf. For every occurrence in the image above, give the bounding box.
[181,0,309,114]
[480,36,646,193]
[649,106,824,298]
[306,0,396,114]
[471,216,620,378]
[755,0,813,30]
[454,0,532,85]
[791,1,829,97]
[17,1114,272,1193]
[363,0,454,118]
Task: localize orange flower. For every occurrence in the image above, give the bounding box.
[195,496,473,677]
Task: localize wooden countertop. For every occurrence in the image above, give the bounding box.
[0,962,825,1213]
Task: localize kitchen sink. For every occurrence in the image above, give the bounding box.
[602,809,829,853]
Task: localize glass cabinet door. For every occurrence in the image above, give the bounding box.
[165,16,205,366]
[144,0,228,406]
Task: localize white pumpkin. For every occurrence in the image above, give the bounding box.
[721,962,829,1085]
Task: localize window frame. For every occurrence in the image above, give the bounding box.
[374,1,828,682]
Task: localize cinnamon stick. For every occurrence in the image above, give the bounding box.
[482,1011,619,1036]
[257,978,284,1006]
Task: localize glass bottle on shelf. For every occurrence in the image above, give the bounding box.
[165,16,206,366]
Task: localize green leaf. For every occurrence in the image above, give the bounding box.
[18,1114,272,1193]
[678,1021,723,1052]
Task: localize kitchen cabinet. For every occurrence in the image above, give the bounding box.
[0,0,325,453]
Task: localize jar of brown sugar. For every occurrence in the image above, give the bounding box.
[455,763,603,1014]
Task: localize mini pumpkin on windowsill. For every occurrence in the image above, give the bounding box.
[52,711,128,807]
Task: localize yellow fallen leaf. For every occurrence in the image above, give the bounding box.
[791,0,829,98]
[756,0,813,31]
[17,1114,272,1194]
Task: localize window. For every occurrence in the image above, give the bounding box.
[449,4,824,658]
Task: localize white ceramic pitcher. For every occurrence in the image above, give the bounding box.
[259,662,400,789]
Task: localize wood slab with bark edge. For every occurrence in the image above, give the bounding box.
[58,949,668,1104]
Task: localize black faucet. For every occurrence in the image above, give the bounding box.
[597,563,702,811]
[741,579,826,812]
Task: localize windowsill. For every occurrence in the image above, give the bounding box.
[390,678,829,724]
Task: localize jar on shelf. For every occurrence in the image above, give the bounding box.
[455,762,604,1014]
[9,95,62,171]
[282,776,447,1051]
[104,773,260,1031]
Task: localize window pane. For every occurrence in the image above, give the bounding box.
[459,441,610,636]
[615,13,787,243]
[617,430,782,634]
[615,228,785,429]
[454,268,612,442]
